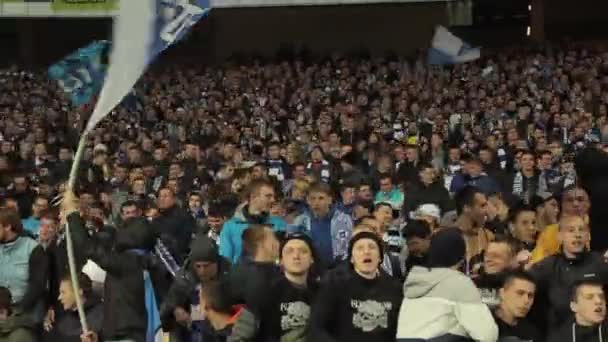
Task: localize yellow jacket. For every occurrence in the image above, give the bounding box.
[530,216,590,265]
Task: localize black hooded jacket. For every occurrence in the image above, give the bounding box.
[45,296,104,342]
[226,259,281,315]
[403,180,453,217]
[160,236,231,331]
[69,213,158,342]
[153,205,196,263]
[548,321,608,342]
[576,148,608,252]
[529,251,608,333]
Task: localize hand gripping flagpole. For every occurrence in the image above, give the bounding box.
[61,0,155,333]
[61,0,210,335]
[65,132,90,333]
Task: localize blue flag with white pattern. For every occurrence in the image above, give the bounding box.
[48,41,110,106]
[50,1,210,111]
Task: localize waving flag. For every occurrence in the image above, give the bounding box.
[151,0,211,60]
[49,1,210,112]
[48,41,110,106]
[427,26,480,65]
[84,0,211,134]
[62,2,212,336]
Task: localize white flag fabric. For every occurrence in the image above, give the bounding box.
[427,25,480,65]
[84,0,155,134]
[83,0,211,134]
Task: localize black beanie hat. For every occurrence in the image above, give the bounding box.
[280,233,317,261]
[189,236,220,263]
[427,228,466,268]
[348,231,384,260]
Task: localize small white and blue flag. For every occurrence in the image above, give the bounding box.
[427,26,480,65]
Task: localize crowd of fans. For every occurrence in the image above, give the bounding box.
[1,41,608,342]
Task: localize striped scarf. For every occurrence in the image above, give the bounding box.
[154,239,180,277]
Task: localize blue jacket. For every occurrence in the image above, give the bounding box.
[374,188,405,210]
[0,236,39,304]
[450,173,501,195]
[286,207,353,266]
[219,206,286,264]
[22,217,40,237]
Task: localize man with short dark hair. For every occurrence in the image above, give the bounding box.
[356,182,374,202]
[510,151,545,204]
[9,175,35,219]
[549,279,607,342]
[396,144,420,187]
[454,186,495,274]
[493,271,541,341]
[507,203,538,252]
[199,280,244,342]
[0,208,48,316]
[22,195,49,237]
[266,141,290,183]
[403,163,452,218]
[187,192,206,229]
[154,187,196,263]
[120,200,142,222]
[450,157,501,196]
[374,174,404,211]
[198,201,229,246]
[160,236,230,342]
[287,182,353,268]
[0,286,37,342]
[403,220,431,273]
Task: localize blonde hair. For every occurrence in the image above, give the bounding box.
[291,178,312,199]
[558,215,589,231]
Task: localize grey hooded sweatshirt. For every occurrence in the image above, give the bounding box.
[396,266,498,342]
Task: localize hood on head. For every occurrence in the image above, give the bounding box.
[115,217,157,252]
[403,266,463,299]
[190,235,219,263]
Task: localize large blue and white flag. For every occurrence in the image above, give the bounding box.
[427,26,480,65]
[84,0,211,134]
[48,41,110,106]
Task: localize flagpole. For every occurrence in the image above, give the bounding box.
[65,133,90,333]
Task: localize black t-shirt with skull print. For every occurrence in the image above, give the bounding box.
[256,275,318,342]
[309,267,403,342]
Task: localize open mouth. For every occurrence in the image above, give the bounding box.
[362,258,373,264]
[571,241,583,247]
